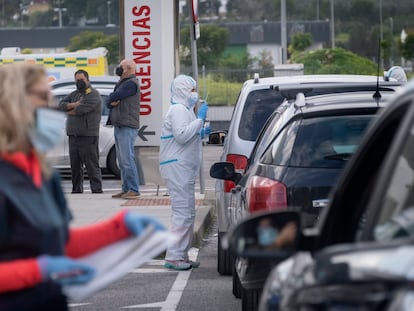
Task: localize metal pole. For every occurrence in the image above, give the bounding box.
[281,0,287,64]
[379,0,384,68]
[58,0,62,28]
[189,0,204,194]
[330,0,335,48]
[107,1,111,25]
[390,17,394,66]
[316,0,319,20]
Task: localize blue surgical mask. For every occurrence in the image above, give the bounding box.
[257,226,279,247]
[29,108,66,153]
[188,91,199,108]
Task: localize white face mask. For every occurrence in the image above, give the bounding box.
[188,91,199,108]
[28,108,66,153]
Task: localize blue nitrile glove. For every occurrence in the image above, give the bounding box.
[124,211,166,236]
[204,124,211,136]
[197,102,208,121]
[37,255,95,285]
[199,124,211,139]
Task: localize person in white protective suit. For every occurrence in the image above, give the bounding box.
[159,75,209,270]
[384,66,407,82]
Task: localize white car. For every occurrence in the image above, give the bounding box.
[48,87,121,178]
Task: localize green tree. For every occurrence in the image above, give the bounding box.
[257,49,274,77]
[292,47,378,75]
[218,51,252,82]
[399,32,414,60]
[28,9,54,27]
[66,31,120,65]
[180,24,229,68]
[289,32,312,54]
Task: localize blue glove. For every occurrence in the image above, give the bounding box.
[37,255,95,285]
[199,124,211,139]
[204,124,211,136]
[124,211,166,236]
[197,102,208,121]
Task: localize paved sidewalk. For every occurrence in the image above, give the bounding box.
[66,187,216,247]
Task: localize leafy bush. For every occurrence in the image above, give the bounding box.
[198,76,242,106]
[292,48,378,75]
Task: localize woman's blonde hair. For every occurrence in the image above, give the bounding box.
[0,64,51,175]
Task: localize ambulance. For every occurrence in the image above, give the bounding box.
[0,47,109,82]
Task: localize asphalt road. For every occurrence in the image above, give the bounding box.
[68,219,241,311]
[63,145,242,310]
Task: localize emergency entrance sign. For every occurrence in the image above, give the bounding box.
[122,0,176,146]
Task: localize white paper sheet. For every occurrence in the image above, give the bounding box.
[63,227,175,302]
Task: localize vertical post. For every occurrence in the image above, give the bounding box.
[281,0,287,64]
[330,0,335,48]
[58,0,62,28]
[379,0,384,68]
[316,0,319,20]
[189,0,204,194]
[390,17,394,66]
[119,0,125,59]
[107,1,111,25]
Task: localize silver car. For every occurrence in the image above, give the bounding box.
[48,87,120,178]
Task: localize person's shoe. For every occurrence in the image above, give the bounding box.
[186,260,200,268]
[164,260,192,271]
[112,191,125,198]
[121,190,141,199]
[92,190,103,193]
[71,190,83,194]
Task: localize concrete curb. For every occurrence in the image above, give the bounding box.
[193,190,216,247]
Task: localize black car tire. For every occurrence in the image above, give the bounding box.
[242,287,259,311]
[218,231,232,275]
[232,261,242,298]
[107,147,121,179]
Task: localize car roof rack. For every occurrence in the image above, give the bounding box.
[277,81,403,101]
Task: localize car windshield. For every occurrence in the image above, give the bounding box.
[287,115,374,168]
[238,89,285,141]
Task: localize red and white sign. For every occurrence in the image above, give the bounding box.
[191,0,199,23]
[123,0,175,146]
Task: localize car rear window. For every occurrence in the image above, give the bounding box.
[262,115,374,168]
[290,115,374,168]
[238,89,285,141]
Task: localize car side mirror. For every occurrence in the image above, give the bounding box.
[210,162,242,184]
[225,210,301,259]
[208,130,227,145]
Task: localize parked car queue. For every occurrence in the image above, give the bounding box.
[209,74,405,311]
[223,77,414,311]
[211,73,397,278]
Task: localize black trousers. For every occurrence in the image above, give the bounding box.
[68,135,102,193]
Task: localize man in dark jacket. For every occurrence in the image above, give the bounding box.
[59,69,103,194]
[106,59,140,199]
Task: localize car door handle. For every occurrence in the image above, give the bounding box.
[312,199,329,208]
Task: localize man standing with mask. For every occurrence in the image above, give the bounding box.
[107,59,141,199]
[160,75,208,270]
[59,69,103,194]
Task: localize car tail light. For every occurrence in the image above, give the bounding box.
[246,176,287,213]
[224,154,248,192]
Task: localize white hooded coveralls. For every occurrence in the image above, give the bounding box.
[159,75,204,261]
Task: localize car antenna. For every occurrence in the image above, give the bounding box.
[373,39,382,106]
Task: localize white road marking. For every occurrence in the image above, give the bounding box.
[68,303,92,307]
[122,248,199,310]
[130,268,175,274]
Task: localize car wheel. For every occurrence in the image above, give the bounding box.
[218,231,233,275]
[232,261,242,298]
[107,147,120,179]
[241,287,259,311]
